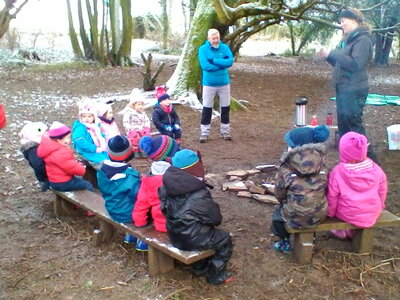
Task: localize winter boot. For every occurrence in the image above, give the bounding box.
[273,238,292,254]
[123,233,137,245]
[135,239,148,251]
[206,270,233,285]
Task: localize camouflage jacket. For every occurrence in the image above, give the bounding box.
[274,143,328,229]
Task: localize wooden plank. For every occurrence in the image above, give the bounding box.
[52,190,215,265]
[148,246,174,276]
[352,228,374,253]
[286,210,400,233]
[292,232,314,265]
[100,220,114,242]
[54,194,64,217]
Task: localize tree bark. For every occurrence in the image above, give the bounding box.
[0,0,29,39]
[66,0,83,59]
[116,0,133,66]
[160,0,169,50]
[78,0,94,59]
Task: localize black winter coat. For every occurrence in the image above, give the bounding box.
[21,141,47,182]
[327,26,372,92]
[152,104,180,132]
[159,166,223,251]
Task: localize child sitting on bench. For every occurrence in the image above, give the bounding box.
[19,121,49,191]
[38,121,93,193]
[159,149,233,285]
[97,135,147,251]
[97,102,121,143]
[327,132,387,239]
[271,125,330,253]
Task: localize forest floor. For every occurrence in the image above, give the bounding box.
[1,56,400,300]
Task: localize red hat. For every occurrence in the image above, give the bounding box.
[156,86,169,103]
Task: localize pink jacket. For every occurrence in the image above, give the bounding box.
[99,119,121,143]
[327,158,387,228]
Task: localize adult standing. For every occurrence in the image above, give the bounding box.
[319,8,377,162]
[198,28,234,143]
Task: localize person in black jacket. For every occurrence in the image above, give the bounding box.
[152,87,182,142]
[158,149,233,285]
[319,8,377,162]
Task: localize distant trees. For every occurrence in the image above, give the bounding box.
[0,0,29,39]
[66,0,133,66]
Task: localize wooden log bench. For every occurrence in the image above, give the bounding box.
[52,189,215,276]
[285,210,400,264]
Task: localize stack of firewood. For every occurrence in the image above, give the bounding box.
[222,165,279,205]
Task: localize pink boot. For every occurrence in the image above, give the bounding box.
[330,229,354,240]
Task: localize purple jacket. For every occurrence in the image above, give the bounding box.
[327,158,387,228]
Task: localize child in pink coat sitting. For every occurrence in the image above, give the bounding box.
[327,132,387,239]
[97,103,121,142]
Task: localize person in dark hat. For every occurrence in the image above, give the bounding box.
[271,126,330,254]
[159,149,233,285]
[318,7,378,163]
[152,86,182,142]
[96,135,147,251]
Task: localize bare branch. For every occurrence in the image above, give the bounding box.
[11,0,30,18]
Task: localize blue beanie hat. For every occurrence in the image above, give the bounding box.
[139,135,179,161]
[172,149,205,178]
[284,125,330,148]
[108,135,135,162]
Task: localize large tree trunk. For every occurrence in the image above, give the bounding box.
[78,0,94,59]
[66,0,83,59]
[0,0,29,39]
[160,0,169,50]
[374,30,395,66]
[166,0,216,109]
[116,0,133,66]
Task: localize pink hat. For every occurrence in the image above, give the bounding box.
[48,121,71,139]
[78,99,97,118]
[339,132,368,163]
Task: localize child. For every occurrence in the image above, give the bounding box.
[139,135,180,162]
[19,121,49,191]
[97,102,121,142]
[152,86,182,142]
[271,125,330,253]
[123,88,151,156]
[96,135,147,251]
[133,161,171,232]
[159,149,233,285]
[327,132,387,239]
[72,100,109,168]
[37,121,93,192]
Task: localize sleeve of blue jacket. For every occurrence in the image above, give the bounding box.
[212,45,233,68]
[198,46,222,72]
[72,125,97,153]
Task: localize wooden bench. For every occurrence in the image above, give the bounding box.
[286,210,400,264]
[52,189,215,276]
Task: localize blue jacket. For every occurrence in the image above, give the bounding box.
[198,40,233,87]
[97,161,141,223]
[72,120,108,164]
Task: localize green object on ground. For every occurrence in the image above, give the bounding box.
[330,93,400,105]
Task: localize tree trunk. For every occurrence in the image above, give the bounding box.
[166,0,216,109]
[160,0,169,50]
[86,0,103,63]
[0,0,29,39]
[116,0,133,66]
[78,0,94,59]
[66,0,83,59]
[141,53,166,91]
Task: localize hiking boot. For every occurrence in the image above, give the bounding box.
[135,239,148,251]
[199,135,209,143]
[220,133,232,141]
[273,238,292,254]
[123,233,137,245]
[207,271,233,285]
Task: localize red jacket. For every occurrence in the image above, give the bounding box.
[37,136,86,183]
[133,174,167,232]
[0,104,6,129]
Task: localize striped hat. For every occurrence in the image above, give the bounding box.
[139,135,179,162]
[48,121,71,139]
[107,135,135,162]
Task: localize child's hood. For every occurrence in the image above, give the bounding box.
[162,166,206,196]
[337,159,379,192]
[280,143,326,176]
[37,136,64,159]
[20,141,39,153]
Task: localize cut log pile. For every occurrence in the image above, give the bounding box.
[222,165,280,205]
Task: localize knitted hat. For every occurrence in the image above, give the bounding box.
[139,135,179,161]
[172,149,205,178]
[285,125,330,148]
[339,132,368,163]
[151,161,171,175]
[48,121,71,139]
[19,121,48,144]
[339,9,364,23]
[156,86,169,103]
[129,88,145,106]
[78,99,97,119]
[97,103,112,117]
[107,135,135,162]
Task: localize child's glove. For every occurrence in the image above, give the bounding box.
[173,124,180,131]
[163,125,173,132]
